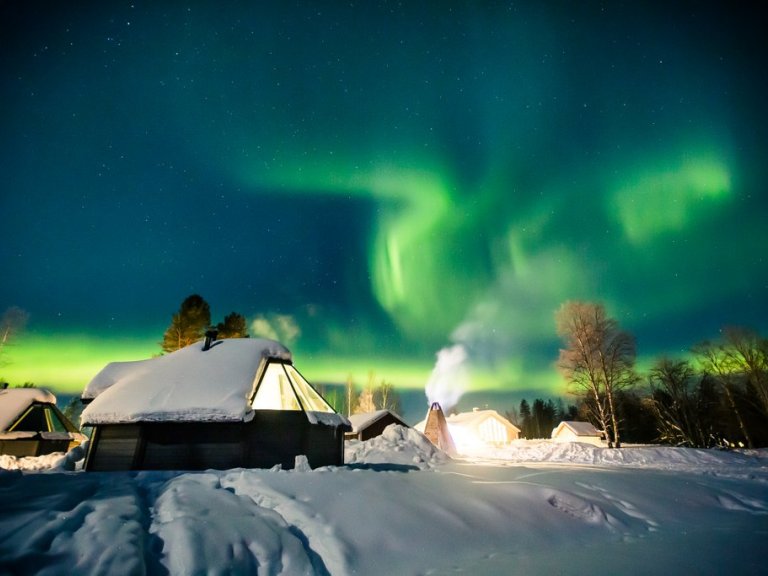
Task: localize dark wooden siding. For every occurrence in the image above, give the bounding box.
[86,425,142,471]
[0,437,71,457]
[85,411,345,471]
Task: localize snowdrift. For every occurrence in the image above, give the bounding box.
[1,425,767,575]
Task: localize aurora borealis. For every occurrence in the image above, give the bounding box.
[1,3,766,406]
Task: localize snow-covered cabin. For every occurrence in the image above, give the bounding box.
[345,410,409,441]
[80,338,351,471]
[551,421,604,446]
[415,407,518,453]
[0,388,85,457]
[445,408,520,450]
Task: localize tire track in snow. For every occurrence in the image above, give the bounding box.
[573,482,660,536]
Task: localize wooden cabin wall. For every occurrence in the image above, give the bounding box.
[85,412,345,471]
[86,424,142,471]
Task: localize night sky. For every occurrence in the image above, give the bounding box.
[1,2,766,403]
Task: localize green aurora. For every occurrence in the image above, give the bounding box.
[1,3,766,411]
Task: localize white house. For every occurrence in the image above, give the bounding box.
[416,407,520,453]
[551,421,604,446]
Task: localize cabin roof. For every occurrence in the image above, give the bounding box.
[0,388,57,432]
[553,421,601,437]
[347,410,407,433]
[81,338,293,425]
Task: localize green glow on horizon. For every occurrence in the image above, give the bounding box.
[2,330,564,398]
[612,156,731,244]
[0,332,159,393]
[299,350,564,396]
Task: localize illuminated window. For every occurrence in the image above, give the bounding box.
[284,364,334,413]
[479,418,507,443]
[251,361,335,413]
[251,362,301,410]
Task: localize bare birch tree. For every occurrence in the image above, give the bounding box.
[722,327,768,417]
[556,301,637,448]
[0,306,29,366]
[692,327,768,448]
[649,358,704,446]
[693,338,754,448]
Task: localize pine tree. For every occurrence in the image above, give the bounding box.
[217,312,249,339]
[519,399,531,438]
[161,294,211,353]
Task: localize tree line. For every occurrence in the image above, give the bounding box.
[505,398,579,440]
[318,373,403,417]
[554,301,768,448]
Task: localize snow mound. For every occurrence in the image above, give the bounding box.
[462,439,768,478]
[344,424,450,470]
[151,473,317,575]
[0,452,68,471]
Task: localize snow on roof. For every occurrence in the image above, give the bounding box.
[81,338,292,425]
[448,409,518,429]
[414,408,520,433]
[0,388,57,432]
[347,410,406,433]
[553,421,601,437]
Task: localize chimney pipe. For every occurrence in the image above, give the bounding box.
[202,329,218,351]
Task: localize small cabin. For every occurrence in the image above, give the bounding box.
[80,338,351,471]
[345,410,409,441]
[0,388,86,457]
[551,421,604,446]
[445,408,520,449]
[416,407,520,453]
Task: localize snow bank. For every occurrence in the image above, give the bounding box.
[1,434,767,575]
[460,439,768,478]
[345,424,451,469]
[0,452,67,471]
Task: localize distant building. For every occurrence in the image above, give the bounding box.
[0,388,86,457]
[551,421,604,446]
[80,338,350,471]
[346,410,409,441]
[445,408,520,449]
[415,406,519,454]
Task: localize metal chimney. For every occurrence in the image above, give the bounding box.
[202,329,218,351]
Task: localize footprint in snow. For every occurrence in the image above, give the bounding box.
[716,491,768,514]
[574,482,659,531]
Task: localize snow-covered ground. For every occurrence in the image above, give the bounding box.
[2,425,767,575]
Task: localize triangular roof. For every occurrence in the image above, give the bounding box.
[347,410,408,433]
[552,421,600,437]
[0,388,57,432]
[81,338,346,427]
[422,403,457,455]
